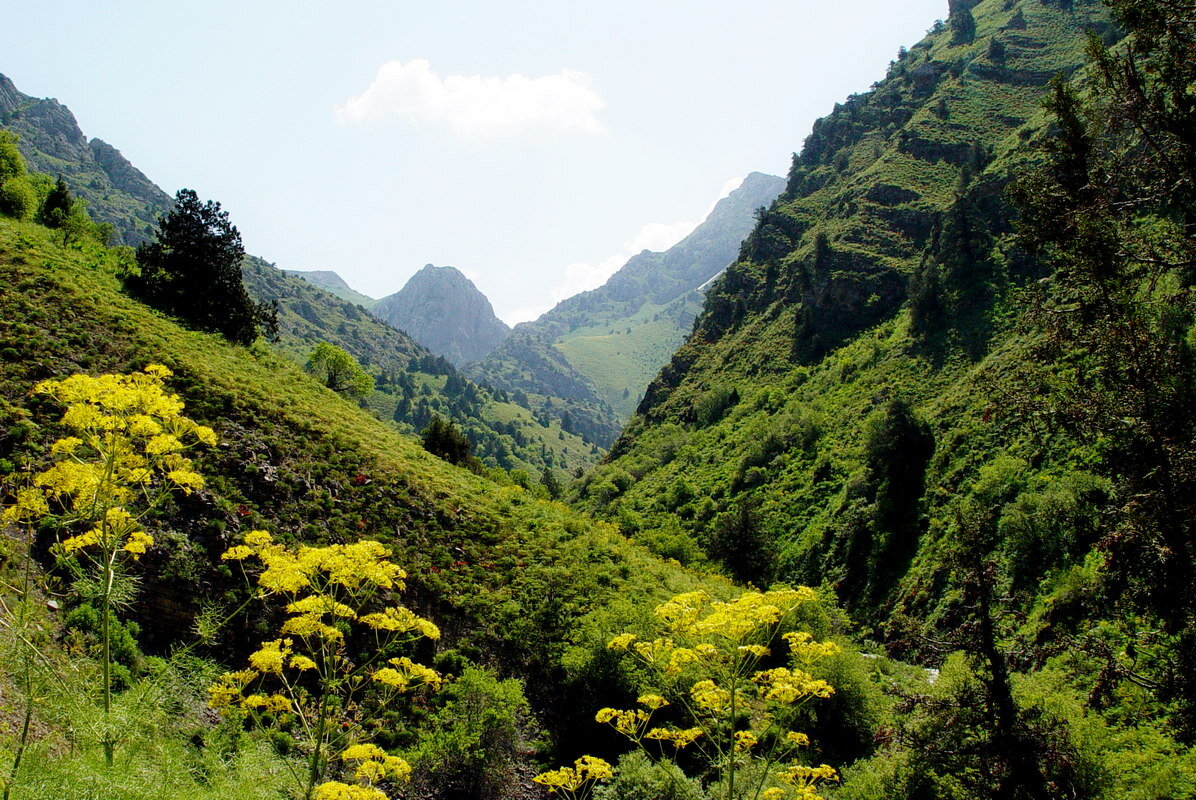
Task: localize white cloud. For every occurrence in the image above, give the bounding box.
[335,59,606,138]
[627,220,699,253]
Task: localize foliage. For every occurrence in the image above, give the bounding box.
[409,665,531,800]
[211,530,441,800]
[421,415,479,471]
[128,189,277,345]
[1009,0,1196,731]
[0,131,23,185]
[305,342,373,399]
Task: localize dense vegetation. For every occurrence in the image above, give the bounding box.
[3,0,1196,797]
[579,0,1196,795]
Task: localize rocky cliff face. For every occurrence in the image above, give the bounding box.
[0,73,171,244]
[373,264,510,366]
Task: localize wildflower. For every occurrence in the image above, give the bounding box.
[533,756,613,794]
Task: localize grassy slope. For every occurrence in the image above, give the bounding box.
[554,289,704,419]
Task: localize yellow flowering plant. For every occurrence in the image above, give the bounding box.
[544,588,840,800]
[211,529,441,800]
[1,365,215,765]
[531,755,614,800]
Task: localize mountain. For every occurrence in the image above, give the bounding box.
[0,72,170,245]
[590,0,1117,607]
[0,76,595,475]
[284,268,377,309]
[470,172,785,444]
[569,0,1196,789]
[372,264,510,366]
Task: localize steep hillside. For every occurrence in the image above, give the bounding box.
[373,264,511,365]
[0,214,731,778]
[592,0,1111,589]
[579,1,1196,792]
[471,173,784,441]
[0,73,170,245]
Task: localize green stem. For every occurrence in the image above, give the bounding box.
[4,550,36,800]
[728,674,737,800]
[100,538,116,766]
[305,696,329,800]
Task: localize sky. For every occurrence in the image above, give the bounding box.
[2,1,947,324]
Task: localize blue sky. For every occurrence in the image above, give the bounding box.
[3,1,946,323]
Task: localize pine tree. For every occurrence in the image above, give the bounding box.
[128,189,277,345]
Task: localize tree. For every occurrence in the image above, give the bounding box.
[421,416,477,470]
[35,176,95,246]
[0,130,26,184]
[306,342,374,399]
[127,188,277,345]
[1009,0,1196,731]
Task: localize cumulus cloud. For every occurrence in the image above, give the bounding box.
[335,59,607,137]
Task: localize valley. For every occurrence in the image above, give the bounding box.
[2,0,1196,798]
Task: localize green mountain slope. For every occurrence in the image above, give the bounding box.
[0,213,730,775]
[578,1,1196,792]
[591,0,1110,588]
[470,172,784,443]
[0,73,170,245]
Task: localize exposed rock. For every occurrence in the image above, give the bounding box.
[373,264,511,366]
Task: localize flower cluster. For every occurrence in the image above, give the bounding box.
[598,588,840,800]
[210,530,440,798]
[532,756,613,797]
[3,367,214,560]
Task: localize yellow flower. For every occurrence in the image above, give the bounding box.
[533,756,613,794]
[341,743,387,761]
[637,693,669,710]
[289,654,317,671]
[123,529,154,557]
[607,632,638,650]
[248,639,291,674]
[312,782,387,800]
[50,436,84,455]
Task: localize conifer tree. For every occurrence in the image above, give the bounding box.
[128,189,277,345]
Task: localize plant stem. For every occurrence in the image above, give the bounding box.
[305,696,329,800]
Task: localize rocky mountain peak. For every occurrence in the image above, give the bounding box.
[373,264,510,365]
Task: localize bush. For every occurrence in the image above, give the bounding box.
[411,666,532,800]
[594,752,703,800]
[0,175,38,220]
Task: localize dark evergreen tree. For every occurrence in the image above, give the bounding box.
[1010,0,1196,732]
[127,189,277,345]
[421,415,477,470]
[37,176,73,229]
